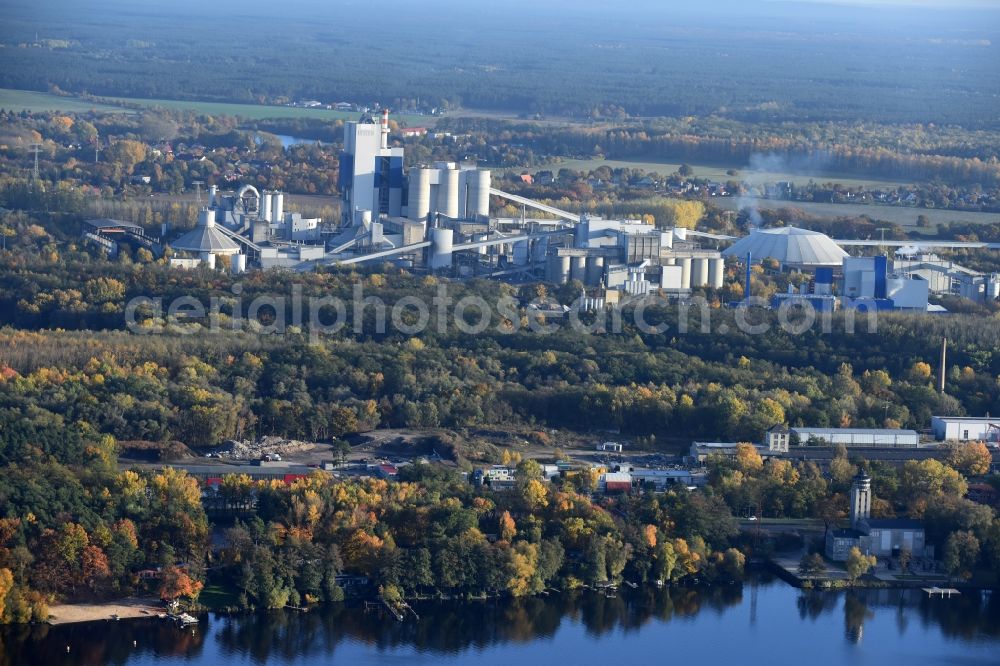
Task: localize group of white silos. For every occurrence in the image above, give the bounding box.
[665,256,725,289]
[258,190,284,223]
[408,166,491,223]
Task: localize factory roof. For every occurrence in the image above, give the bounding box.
[792,427,919,436]
[86,218,145,230]
[171,216,241,254]
[722,226,848,267]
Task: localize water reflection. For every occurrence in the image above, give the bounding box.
[2,577,999,665]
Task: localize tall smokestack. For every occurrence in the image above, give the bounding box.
[939,337,947,393]
[380,109,389,150]
[745,251,753,303]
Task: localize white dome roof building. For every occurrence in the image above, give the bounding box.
[722,226,847,269]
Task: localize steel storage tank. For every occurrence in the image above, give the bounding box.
[571,256,586,282]
[429,228,454,270]
[709,258,725,289]
[271,192,284,223]
[260,192,273,222]
[409,168,432,222]
[679,257,692,289]
[440,168,460,219]
[232,254,247,274]
[468,170,491,218]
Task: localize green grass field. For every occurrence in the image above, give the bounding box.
[0,88,129,114]
[712,197,1000,229]
[0,87,430,125]
[546,157,911,189]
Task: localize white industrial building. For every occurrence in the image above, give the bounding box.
[931,416,1000,443]
[841,255,930,311]
[791,427,921,448]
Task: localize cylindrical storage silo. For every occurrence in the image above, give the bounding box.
[200,251,216,269]
[557,256,571,283]
[546,255,563,283]
[692,258,709,287]
[409,168,432,222]
[272,192,284,223]
[429,228,454,270]
[709,258,724,289]
[988,275,1000,300]
[260,192,273,222]
[679,257,692,289]
[585,256,604,286]
[664,257,676,266]
[440,168,460,219]
[513,240,529,265]
[571,256,586,282]
[468,170,491,218]
[232,254,247,274]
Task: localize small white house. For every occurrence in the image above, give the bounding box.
[597,442,623,453]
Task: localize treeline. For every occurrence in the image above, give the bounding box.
[435,119,1000,186]
[212,462,743,609]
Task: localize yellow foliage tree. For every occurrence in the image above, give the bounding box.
[499,510,517,542]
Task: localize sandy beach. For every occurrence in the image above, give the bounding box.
[47,598,163,625]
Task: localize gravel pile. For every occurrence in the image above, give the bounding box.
[219,436,317,460]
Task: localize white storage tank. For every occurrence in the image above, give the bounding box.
[692,258,709,287]
[429,227,454,270]
[679,257,692,289]
[468,170,491,218]
[709,258,725,289]
[409,168,432,222]
[260,191,273,222]
[570,256,586,282]
[547,255,571,283]
[232,254,247,274]
[988,275,1000,300]
[271,192,284,224]
[440,168,460,219]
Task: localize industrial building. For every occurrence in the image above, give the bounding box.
[841,255,930,311]
[722,226,848,270]
[826,471,928,561]
[153,110,998,315]
[160,109,730,308]
[931,416,1000,443]
[785,426,921,448]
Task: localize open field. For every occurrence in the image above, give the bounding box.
[0,88,129,114]
[543,157,913,189]
[0,88,430,125]
[711,197,1000,230]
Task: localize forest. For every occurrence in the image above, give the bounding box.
[1,1,999,126]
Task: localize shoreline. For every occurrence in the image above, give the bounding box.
[47,598,163,626]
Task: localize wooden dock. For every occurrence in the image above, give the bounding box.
[923,587,961,598]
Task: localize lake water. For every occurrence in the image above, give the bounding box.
[274,135,320,149]
[3,574,999,665]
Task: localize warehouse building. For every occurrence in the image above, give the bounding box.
[788,426,921,448]
[931,416,1000,443]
